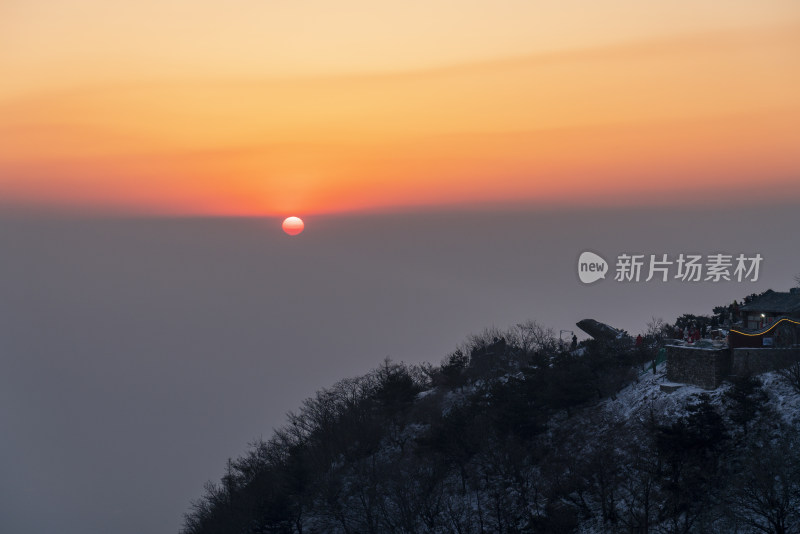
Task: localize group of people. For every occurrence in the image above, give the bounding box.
[673,325,704,343]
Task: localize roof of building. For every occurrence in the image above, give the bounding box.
[740,289,800,314]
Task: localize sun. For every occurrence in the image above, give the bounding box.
[282,216,304,236]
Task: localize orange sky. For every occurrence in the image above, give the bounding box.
[2,1,799,215]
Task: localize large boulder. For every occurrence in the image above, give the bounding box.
[576,319,625,341]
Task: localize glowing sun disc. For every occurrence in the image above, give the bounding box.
[282,216,304,236]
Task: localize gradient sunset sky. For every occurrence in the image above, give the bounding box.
[2,1,799,215]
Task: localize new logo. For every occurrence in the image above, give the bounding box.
[578,251,608,284]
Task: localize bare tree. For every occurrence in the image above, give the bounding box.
[645,316,667,344]
[510,320,558,356]
[779,362,800,394]
[727,432,800,534]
